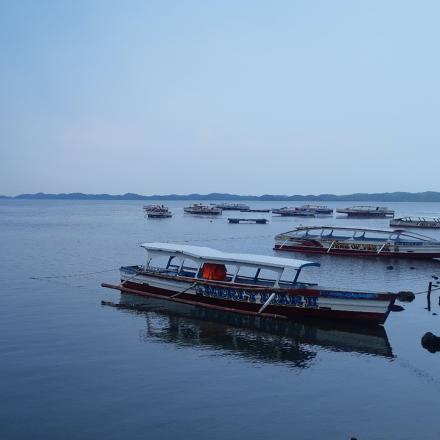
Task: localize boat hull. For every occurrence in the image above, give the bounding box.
[108,268,396,325]
[390,221,440,229]
[274,243,440,259]
[337,213,393,218]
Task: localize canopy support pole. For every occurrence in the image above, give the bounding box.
[293,268,302,284]
[232,265,241,283]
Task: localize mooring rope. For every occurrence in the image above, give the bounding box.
[136,233,274,246]
[412,285,440,296]
[29,267,119,280]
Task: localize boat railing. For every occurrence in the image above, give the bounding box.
[132,264,316,288]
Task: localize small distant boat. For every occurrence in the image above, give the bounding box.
[274,226,440,259]
[272,207,315,217]
[184,204,222,215]
[101,242,397,324]
[241,209,271,213]
[143,205,172,218]
[336,206,394,218]
[143,204,158,212]
[300,205,333,215]
[390,217,440,229]
[215,202,250,211]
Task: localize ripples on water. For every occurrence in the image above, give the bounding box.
[1,200,440,439]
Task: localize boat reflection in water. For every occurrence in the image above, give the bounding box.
[107,295,394,367]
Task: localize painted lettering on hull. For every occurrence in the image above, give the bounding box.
[330,241,391,252]
[194,285,318,309]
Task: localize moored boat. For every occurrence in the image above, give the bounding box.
[274,226,440,259]
[184,204,222,215]
[215,202,250,211]
[272,207,315,217]
[143,205,172,218]
[336,206,394,218]
[390,217,440,229]
[300,205,334,215]
[143,204,159,212]
[101,242,398,324]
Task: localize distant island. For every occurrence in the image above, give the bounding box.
[1,191,440,202]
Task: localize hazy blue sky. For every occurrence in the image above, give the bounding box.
[1,0,439,196]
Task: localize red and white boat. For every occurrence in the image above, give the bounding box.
[336,206,394,218]
[101,242,397,324]
[274,226,440,259]
[184,204,222,215]
[390,217,440,229]
[272,207,315,217]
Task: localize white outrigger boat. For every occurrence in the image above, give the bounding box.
[101,242,397,324]
[184,204,222,215]
[214,202,250,211]
[300,205,334,215]
[143,205,172,218]
[274,226,440,259]
[390,217,440,229]
[336,206,395,218]
[272,207,315,217]
[272,205,332,217]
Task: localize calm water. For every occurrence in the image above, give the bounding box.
[1,200,440,439]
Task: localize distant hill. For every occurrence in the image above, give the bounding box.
[1,191,440,201]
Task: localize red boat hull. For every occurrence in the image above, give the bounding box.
[274,244,440,259]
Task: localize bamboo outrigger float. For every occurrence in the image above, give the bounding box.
[101,243,397,324]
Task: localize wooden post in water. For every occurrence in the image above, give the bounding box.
[427,281,432,311]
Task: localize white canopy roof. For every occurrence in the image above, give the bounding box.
[140,242,319,271]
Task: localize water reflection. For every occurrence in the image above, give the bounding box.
[108,295,393,368]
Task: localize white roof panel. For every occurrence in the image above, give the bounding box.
[140,242,318,270]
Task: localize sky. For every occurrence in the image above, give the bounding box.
[1,0,439,196]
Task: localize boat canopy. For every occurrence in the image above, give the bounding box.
[140,242,319,271]
[276,226,436,241]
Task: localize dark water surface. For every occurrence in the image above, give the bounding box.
[1,200,440,439]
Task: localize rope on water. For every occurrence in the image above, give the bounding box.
[413,285,440,296]
[136,233,275,246]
